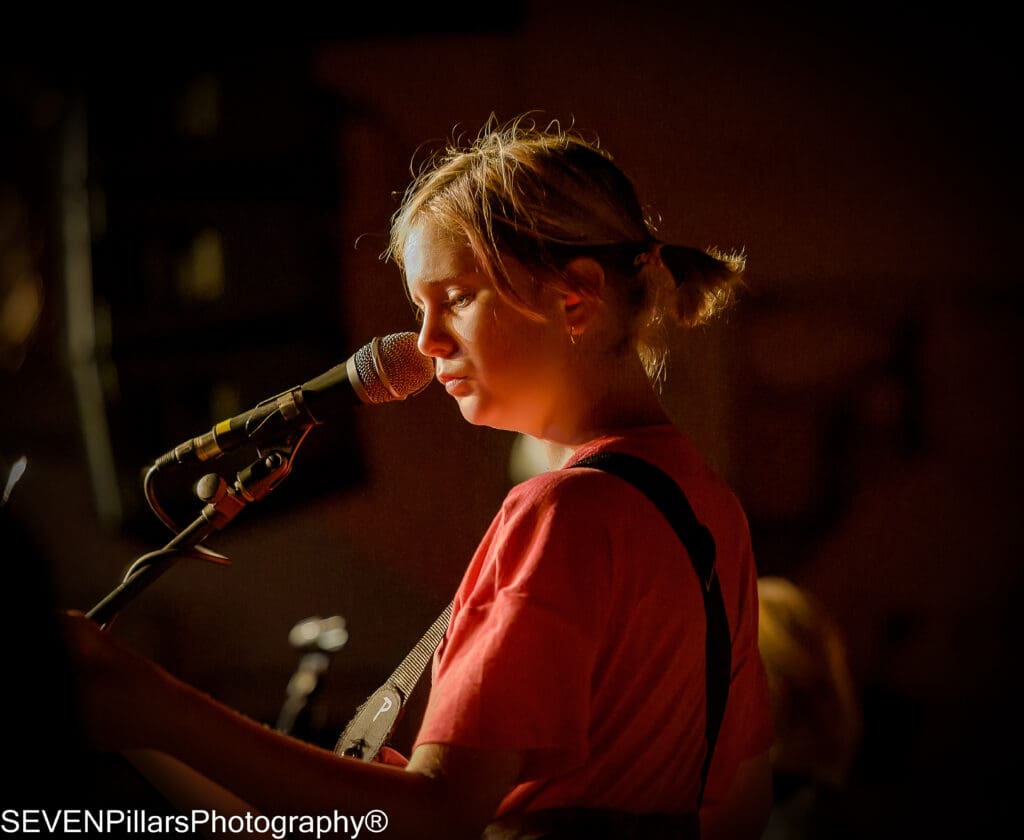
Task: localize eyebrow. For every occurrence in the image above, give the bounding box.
[406,273,482,303]
[405,277,447,308]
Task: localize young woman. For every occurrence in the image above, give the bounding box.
[62,116,774,839]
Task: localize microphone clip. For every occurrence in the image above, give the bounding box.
[86,427,314,629]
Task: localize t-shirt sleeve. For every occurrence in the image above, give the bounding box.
[413,475,612,781]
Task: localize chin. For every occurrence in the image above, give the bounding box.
[455,396,487,426]
[456,397,519,433]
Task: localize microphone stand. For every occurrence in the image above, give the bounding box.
[275,615,349,739]
[86,425,314,629]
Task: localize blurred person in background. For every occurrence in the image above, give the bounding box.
[758,576,863,839]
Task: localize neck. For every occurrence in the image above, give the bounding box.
[536,349,672,470]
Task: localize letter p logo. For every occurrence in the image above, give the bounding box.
[372,696,393,723]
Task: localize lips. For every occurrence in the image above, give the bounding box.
[437,371,470,395]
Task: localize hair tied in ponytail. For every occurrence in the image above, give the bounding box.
[633,242,665,271]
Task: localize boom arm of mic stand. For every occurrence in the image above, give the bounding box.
[86,429,311,629]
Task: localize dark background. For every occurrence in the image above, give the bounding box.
[2,3,1020,836]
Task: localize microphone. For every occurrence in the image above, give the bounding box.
[153,332,433,468]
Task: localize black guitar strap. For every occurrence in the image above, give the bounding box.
[336,451,732,809]
[571,451,733,808]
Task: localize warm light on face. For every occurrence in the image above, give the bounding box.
[403,220,573,438]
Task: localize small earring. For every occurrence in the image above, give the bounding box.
[568,327,578,346]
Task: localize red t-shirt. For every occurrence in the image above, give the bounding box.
[413,424,773,817]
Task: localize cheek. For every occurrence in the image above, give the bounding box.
[467,297,567,391]
[448,302,493,352]
[497,327,567,396]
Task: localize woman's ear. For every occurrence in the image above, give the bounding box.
[561,257,605,332]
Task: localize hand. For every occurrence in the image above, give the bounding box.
[59,610,176,752]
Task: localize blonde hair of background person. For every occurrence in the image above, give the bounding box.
[757,576,863,789]
[61,114,773,840]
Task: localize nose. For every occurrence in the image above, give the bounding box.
[416,307,456,359]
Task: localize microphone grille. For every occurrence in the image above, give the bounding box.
[353,332,434,404]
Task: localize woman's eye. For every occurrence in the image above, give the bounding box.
[449,292,472,308]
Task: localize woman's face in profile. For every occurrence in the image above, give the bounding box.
[403,219,573,437]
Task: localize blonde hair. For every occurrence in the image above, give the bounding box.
[386,114,744,383]
[757,577,863,788]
